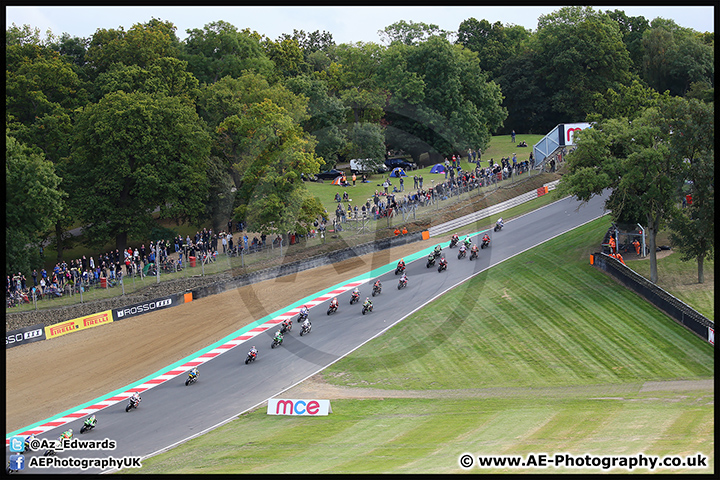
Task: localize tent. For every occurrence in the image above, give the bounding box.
[390,167,407,177]
[430,163,445,174]
[330,176,344,185]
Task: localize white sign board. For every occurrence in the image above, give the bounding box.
[267,398,332,416]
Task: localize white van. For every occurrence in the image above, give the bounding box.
[350,158,388,174]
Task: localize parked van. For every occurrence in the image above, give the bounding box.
[350,158,388,174]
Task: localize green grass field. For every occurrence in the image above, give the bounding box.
[131,216,714,474]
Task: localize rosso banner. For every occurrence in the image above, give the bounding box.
[112,293,185,321]
[44,311,113,340]
[6,323,47,349]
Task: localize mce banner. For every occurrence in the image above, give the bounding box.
[267,398,332,416]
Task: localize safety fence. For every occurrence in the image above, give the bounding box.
[591,252,714,345]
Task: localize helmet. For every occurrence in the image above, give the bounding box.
[68,429,73,434]
[366,297,369,301]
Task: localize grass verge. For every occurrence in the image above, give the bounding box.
[130,217,714,474]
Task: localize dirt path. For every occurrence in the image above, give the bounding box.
[6,238,439,433]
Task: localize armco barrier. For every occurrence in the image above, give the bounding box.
[591,252,714,345]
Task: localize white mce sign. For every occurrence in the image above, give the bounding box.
[267,398,332,416]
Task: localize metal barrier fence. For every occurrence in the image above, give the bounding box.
[591,252,714,345]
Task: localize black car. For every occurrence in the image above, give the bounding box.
[385,158,417,171]
[315,169,345,180]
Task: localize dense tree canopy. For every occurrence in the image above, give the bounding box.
[5,8,713,274]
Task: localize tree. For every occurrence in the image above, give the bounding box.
[558,104,685,283]
[589,79,666,122]
[85,18,181,81]
[534,6,633,124]
[640,19,714,97]
[379,20,450,46]
[285,74,348,166]
[378,36,506,163]
[217,99,324,235]
[6,134,64,274]
[69,91,211,253]
[180,20,274,84]
[664,98,714,283]
[456,18,530,78]
[343,122,386,169]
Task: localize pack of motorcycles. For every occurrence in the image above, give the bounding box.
[7,228,496,472]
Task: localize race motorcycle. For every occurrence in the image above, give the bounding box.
[437,261,447,273]
[426,254,436,268]
[361,303,373,315]
[245,351,257,364]
[6,461,17,474]
[457,248,467,260]
[125,396,140,412]
[80,417,96,433]
[394,263,405,275]
[449,236,459,248]
[397,278,407,290]
[469,249,478,261]
[481,237,490,249]
[494,222,503,232]
[349,291,360,304]
[372,283,382,297]
[280,321,293,334]
[271,336,283,349]
[296,310,309,323]
[185,370,198,386]
[327,303,338,315]
[299,322,312,336]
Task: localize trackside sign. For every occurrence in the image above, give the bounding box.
[267,398,332,416]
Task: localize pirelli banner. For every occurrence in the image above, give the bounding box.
[45,311,114,340]
[6,323,47,349]
[112,292,186,321]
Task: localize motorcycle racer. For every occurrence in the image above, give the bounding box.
[463,236,472,248]
[496,218,503,228]
[274,330,284,344]
[85,414,97,428]
[433,245,442,257]
[439,256,448,268]
[249,345,258,357]
[130,392,141,405]
[363,297,373,308]
[400,272,408,284]
[397,258,405,270]
[330,297,339,309]
[471,244,479,254]
[482,233,490,243]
